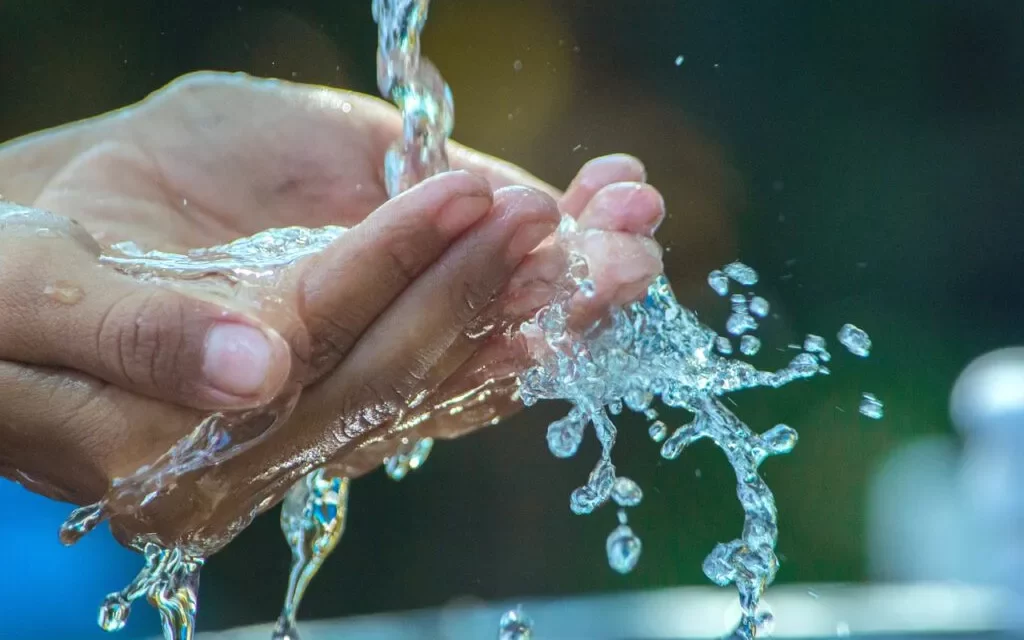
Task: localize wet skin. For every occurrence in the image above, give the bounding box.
[0,72,665,551]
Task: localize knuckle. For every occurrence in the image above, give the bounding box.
[450,273,496,325]
[98,288,187,393]
[381,226,432,286]
[306,311,361,375]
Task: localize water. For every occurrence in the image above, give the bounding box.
[498,606,534,640]
[34,3,881,638]
[739,335,761,356]
[708,269,729,296]
[748,296,769,318]
[272,3,453,637]
[272,472,350,640]
[519,254,873,638]
[859,392,884,419]
[43,280,84,304]
[384,436,435,480]
[97,542,202,640]
[611,477,643,507]
[838,323,872,357]
[723,261,759,286]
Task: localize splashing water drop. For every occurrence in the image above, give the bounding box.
[648,421,668,442]
[606,523,643,574]
[803,334,826,353]
[716,336,734,355]
[740,335,761,356]
[708,269,729,296]
[748,296,769,317]
[43,280,84,304]
[838,323,872,357]
[498,606,534,640]
[859,392,884,419]
[760,424,798,457]
[727,311,758,336]
[274,472,350,640]
[611,476,643,507]
[98,595,130,632]
[724,261,759,286]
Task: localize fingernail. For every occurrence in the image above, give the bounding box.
[507,221,556,267]
[439,193,491,237]
[202,323,275,398]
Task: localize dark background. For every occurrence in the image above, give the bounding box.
[1,1,1023,637]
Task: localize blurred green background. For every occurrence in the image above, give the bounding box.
[1,1,1023,637]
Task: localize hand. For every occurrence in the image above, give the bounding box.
[0,72,664,551]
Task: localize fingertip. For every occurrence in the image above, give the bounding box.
[579,182,666,235]
[560,154,648,217]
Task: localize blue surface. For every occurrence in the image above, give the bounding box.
[0,480,157,639]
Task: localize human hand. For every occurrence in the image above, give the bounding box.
[0,72,664,550]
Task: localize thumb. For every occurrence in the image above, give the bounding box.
[0,203,293,410]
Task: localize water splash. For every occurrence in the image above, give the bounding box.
[498,606,534,640]
[384,436,435,480]
[838,323,872,357]
[270,4,452,637]
[97,542,202,640]
[859,392,884,419]
[518,250,873,637]
[272,472,350,640]
[35,3,882,637]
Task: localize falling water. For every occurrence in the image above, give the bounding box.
[270,2,453,636]
[34,3,884,639]
[272,472,350,640]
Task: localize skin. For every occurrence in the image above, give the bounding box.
[0,72,665,552]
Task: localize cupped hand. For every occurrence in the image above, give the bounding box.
[0,72,664,551]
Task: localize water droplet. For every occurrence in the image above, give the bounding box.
[648,421,667,442]
[407,437,434,469]
[512,59,523,72]
[606,524,642,574]
[707,269,729,296]
[858,393,884,419]
[760,424,797,456]
[98,595,130,631]
[803,333,826,352]
[740,335,761,356]
[611,477,643,507]
[748,296,769,317]
[837,323,871,357]
[547,414,585,458]
[726,312,757,336]
[723,261,758,286]
[498,606,533,640]
[674,55,685,66]
[716,336,733,355]
[43,280,84,304]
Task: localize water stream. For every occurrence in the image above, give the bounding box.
[40,2,885,639]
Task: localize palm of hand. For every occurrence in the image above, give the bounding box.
[0,72,664,552]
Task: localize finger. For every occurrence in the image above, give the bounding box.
[112,187,560,546]
[199,187,559,506]
[577,182,665,236]
[0,204,293,411]
[559,154,647,218]
[0,360,198,506]
[448,141,561,199]
[310,186,557,429]
[296,170,493,379]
